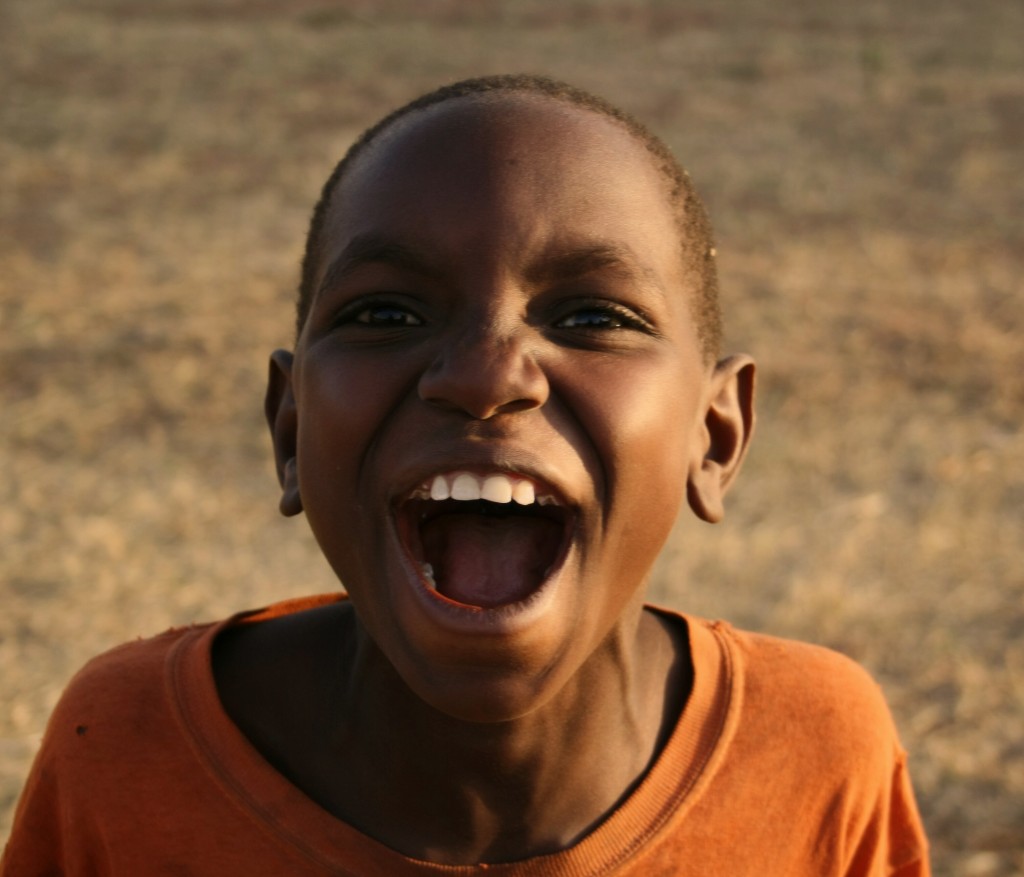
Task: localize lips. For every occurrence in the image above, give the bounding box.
[396,470,573,609]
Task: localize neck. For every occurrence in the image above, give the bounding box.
[328,605,689,864]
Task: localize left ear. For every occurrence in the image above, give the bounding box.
[687,354,756,523]
[265,349,303,517]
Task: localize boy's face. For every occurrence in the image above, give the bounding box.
[271,96,746,721]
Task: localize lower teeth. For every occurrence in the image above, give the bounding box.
[421,562,436,589]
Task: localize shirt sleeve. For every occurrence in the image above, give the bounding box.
[842,746,931,877]
[2,728,89,876]
[883,753,931,877]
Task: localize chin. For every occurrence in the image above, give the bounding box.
[350,522,596,724]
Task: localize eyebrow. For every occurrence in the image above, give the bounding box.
[316,233,444,298]
[525,243,648,284]
[526,243,667,301]
[316,236,665,299]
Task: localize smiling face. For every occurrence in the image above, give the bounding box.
[268,95,749,721]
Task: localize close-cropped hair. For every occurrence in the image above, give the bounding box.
[296,74,723,361]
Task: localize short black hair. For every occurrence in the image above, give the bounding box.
[296,74,722,361]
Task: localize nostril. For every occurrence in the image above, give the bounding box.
[419,388,545,420]
[417,336,549,419]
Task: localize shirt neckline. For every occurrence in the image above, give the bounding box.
[168,594,740,876]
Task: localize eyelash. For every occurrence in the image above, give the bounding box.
[341,301,424,328]
[554,302,652,333]
[333,297,653,336]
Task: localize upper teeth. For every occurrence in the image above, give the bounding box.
[418,472,557,506]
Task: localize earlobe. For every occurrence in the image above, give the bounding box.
[687,354,756,524]
[265,349,303,517]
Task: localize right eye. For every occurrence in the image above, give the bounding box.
[349,303,424,327]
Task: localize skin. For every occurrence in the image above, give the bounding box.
[215,94,755,865]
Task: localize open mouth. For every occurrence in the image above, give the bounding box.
[396,471,573,609]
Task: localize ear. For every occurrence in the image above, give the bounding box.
[687,354,756,523]
[265,349,303,517]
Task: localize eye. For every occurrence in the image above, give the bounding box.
[350,303,424,327]
[554,303,650,332]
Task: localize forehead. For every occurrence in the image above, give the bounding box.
[313,95,683,292]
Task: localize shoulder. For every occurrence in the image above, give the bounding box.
[48,624,205,726]
[53,594,347,732]
[701,624,929,871]
[741,626,889,701]
[726,625,890,705]
[736,629,931,872]
[2,625,212,869]
[703,621,908,790]
[28,624,210,781]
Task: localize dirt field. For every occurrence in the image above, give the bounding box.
[2,0,1021,872]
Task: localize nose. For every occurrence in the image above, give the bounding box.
[418,324,549,419]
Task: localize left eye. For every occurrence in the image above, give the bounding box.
[555,307,638,330]
[353,305,423,327]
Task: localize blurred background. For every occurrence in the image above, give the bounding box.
[1,0,1021,872]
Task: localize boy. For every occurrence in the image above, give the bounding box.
[3,75,930,875]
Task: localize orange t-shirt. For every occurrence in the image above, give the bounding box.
[3,595,929,876]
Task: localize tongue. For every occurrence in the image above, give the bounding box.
[421,512,559,608]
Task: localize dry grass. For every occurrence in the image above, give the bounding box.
[2,0,1022,873]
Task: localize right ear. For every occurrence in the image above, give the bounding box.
[265,349,302,517]
[686,354,756,524]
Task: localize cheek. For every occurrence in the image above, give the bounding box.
[298,380,357,484]
[570,359,697,578]
[296,349,409,470]
[622,375,694,506]
[294,356,400,544]
[585,361,694,490]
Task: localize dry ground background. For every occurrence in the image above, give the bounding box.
[1,0,1021,872]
